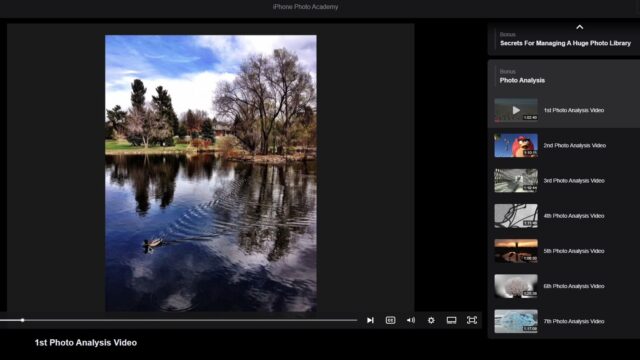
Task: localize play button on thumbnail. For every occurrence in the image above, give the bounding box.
[513,106,520,115]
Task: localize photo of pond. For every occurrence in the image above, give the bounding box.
[105,154,317,311]
[105,35,317,312]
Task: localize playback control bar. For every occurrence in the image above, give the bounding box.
[361,312,482,329]
[0,312,482,329]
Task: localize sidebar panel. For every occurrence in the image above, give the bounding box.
[488,23,640,339]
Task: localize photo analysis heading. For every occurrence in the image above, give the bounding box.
[499,39,632,48]
[273,3,339,11]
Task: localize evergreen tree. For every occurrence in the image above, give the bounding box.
[151,86,179,135]
[130,79,147,111]
[201,118,215,142]
[105,121,114,139]
[177,121,187,138]
[184,110,198,136]
[106,105,127,135]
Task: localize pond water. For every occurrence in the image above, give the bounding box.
[105,154,317,312]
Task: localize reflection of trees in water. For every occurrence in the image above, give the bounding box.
[106,155,180,215]
[152,158,179,208]
[106,154,317,262]
[236,163,316,262]
[181,153,215,180]
[106,154,224,216]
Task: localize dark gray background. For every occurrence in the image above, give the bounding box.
[7,23,415,314]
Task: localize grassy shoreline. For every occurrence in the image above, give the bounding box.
[105,139,210,155]
[105,147,202,155]
[105,139,316,163]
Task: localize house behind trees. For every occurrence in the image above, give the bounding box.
[213,122,232,137]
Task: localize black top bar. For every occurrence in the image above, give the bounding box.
[1,0,639,19]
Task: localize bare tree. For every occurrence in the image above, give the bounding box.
[214,49,316,156]
[193,110,210,134]
[181,110,195,136]
[181,109,209,136]
[214,80,257,152]
[125,106,171,148]
[215,54,283,155]
[268,49,315,157]
[241,54,284,154]
[297,105,316,159]
[231,113,259,152]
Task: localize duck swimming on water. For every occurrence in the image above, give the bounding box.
[143,238,164,253]
[144,239,164,247]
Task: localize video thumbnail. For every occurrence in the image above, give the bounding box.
[494,204,538,228]
[494,239,538,263]
[494,168,538,193]
[494,98,538,123]
[494,309,538,334]
[495,274,538,299]
[494,133,538,158]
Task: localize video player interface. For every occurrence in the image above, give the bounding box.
[2,0,640,351]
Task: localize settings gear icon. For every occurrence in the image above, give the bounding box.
[427,317,435,324]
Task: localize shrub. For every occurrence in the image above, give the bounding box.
[127,133,143,146]
[219,136,235,159]
[105,122,115,140]
[191,138,211,150]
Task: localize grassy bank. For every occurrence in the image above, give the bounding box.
[105,139,198,155]
[105,139,317,162]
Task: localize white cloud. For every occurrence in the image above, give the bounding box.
[195,35,317,74]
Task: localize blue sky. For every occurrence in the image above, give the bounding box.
[106,35,317,118]
[494,133,538,157]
